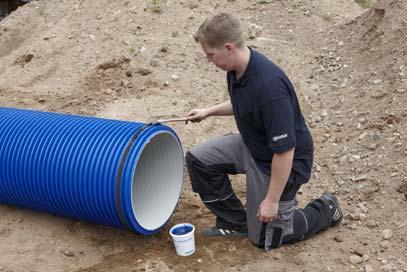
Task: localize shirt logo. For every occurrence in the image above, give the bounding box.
[272,133,288,142]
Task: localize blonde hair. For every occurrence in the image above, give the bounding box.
[194,13,245,48]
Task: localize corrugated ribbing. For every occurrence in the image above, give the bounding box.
[0,107,183,234]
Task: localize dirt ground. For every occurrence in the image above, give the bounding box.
[0,0,406,271]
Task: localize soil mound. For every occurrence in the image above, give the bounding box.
[342,0,407,76]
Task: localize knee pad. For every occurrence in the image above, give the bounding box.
[264,223,285,250]
[263,200,296,250]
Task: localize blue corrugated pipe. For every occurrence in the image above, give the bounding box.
[0,107,184,235]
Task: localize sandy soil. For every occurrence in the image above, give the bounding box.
[0,0,406,271]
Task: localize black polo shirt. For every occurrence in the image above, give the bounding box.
[227,48,313,184]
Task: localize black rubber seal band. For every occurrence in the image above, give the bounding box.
[115,122,159,231]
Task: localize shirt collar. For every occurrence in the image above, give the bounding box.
[231,46,255,86]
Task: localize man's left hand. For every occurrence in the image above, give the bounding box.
[257,198,279,223]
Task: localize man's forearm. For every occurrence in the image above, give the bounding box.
[207,100,233,116]
[266,148,295,203]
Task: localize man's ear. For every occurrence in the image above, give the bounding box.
[225,42,234,52]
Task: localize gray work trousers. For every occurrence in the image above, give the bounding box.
[186,133,332,248]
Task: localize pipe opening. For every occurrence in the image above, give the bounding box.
[131,131,183,231]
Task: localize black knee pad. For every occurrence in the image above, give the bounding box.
[264,223,284,250]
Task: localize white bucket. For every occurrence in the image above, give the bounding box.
[169,223,196,256]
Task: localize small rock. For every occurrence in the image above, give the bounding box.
[358,203,369,213]
[368,143,378,150]
[334,235,343,242]
[359,213,367,221]
[171,74,179,81]
[359,117,368,124]
[137,68,152,76]
[350,223,358,230]
[197,259,202,263]
[228,244,236,252]
[382,229,393,240]
[188,3,198,9]
[347,213,359,221]
[372,79,383,85]
[380,241,390,251]
[13,54,34,66]
[349,255,363,264]
[359,132,368,140]
[103,88,114,95]
[352,248,364,257]
[339,155,348,164]
[272,252,282,260]
[150,59,159,67]
[96,57,130,70]
[397,182,407,195]
[125,71,132,77]
[353,155,361,161]
[164,81,170,86]
[356,122,362,130]
[353,175,367,182]
[62,250,75,257]
[364,264,375,272]
[121,79,130,87]
[380,264,393,271]
[396,219,407,229]
[362,255,370,262]
[311,112,321,123]
[293,257,303,265]
[248,23,263,39]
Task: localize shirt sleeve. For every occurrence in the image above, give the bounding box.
[261,97,296,153]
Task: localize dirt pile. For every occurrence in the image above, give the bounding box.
[344,0,406,62]
[305,0,407,269]
[339,0,407,96]
[336,0,407,138]
[329,0,407,160]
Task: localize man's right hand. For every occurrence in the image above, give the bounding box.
[186,100,233,123]
[187,108,210,123]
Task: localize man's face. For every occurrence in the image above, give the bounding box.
[200,42,233,71]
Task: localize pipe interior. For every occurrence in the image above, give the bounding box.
[132,131,183,231]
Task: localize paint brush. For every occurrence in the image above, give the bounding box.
[156,117,189,124]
